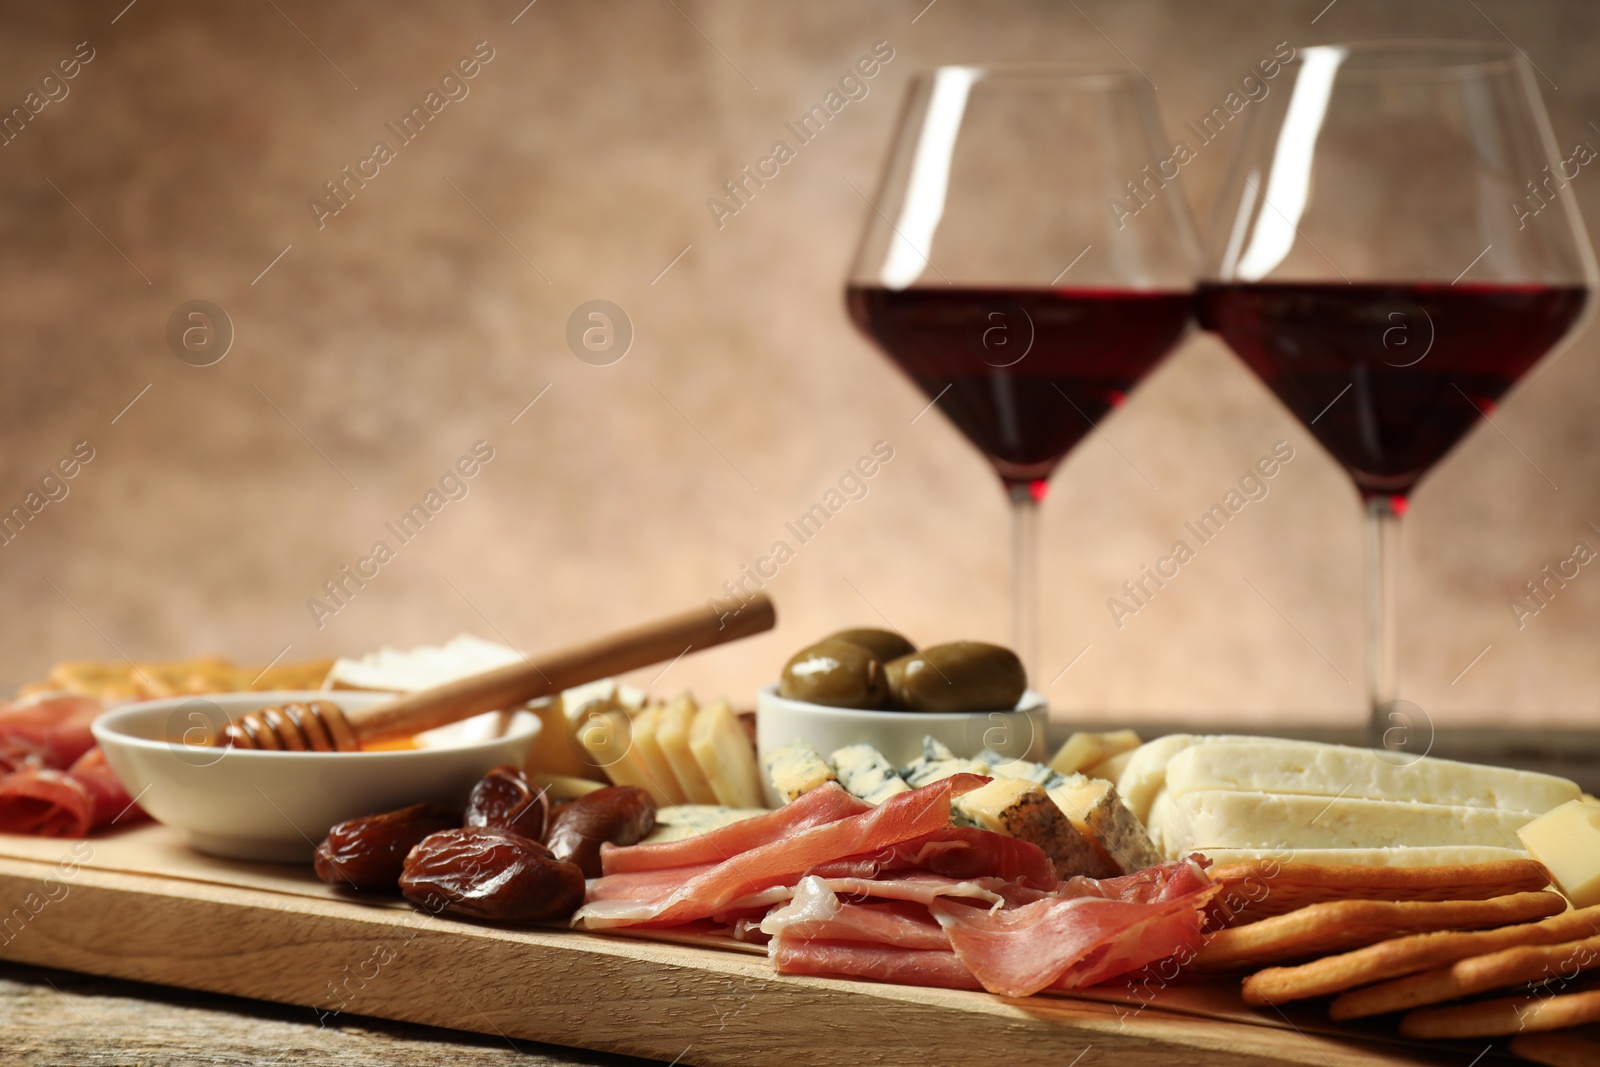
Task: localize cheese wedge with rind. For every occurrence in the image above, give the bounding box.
[1049,775,1162,874]
[954,777,1109,879]
[1165,739,1580,811]
[656,694,721,805]
[689,698,765,810]
[1159,790,1541,856]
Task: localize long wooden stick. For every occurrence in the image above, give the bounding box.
[345,593,775,744]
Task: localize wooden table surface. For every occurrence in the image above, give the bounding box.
[2,962,664,1067]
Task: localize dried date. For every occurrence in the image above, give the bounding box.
[400,826,585,922]
[464,764,547,840]
[545,785,655,877]
[313,803,459,890]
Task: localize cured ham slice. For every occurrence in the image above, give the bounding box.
[807,827,1055,891]
[770,938,983,991]
[66,747,144,828]
[929,860,1218,997]
[0,693,102,769]
[0,769,96,837]
[599,783,869,875]
[575,775,989,929]
[760,877,953,951]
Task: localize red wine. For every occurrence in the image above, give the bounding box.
[1198,282,1588,499]
[847,286,1192,489]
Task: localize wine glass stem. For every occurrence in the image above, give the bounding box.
[1364,496,1402,744]
[1009,482,1041,686]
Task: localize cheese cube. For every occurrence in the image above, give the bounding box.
[1519,800,1600,907]
[689,698,766,809]
[955,778,1107,879]
[656,694,721,805]
[1049,729,1142,776]
[764,738,837,803]
[629,706,689,806]
[829,744,911,805]
[1049,775,1161,874]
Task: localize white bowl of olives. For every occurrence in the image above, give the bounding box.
[756,629,1047,796]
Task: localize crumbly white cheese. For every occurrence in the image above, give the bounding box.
[1158,789,1542,857]
[1165,738,1580,811]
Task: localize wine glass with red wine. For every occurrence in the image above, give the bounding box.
[1198,42,1595,740]
[847,67,1197,675]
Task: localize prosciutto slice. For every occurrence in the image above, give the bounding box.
[760,876,954,951]
[0,693,102,769]
[770,939,984,991]
[575,775,990,929]
[0,693,145,837]
[806,826,1055,891]
[929,859,1219,997]
[600,783,870,875]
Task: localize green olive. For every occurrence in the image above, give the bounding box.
[825,627,916,664]
[885,641,1026,713]
[779,639,889,709]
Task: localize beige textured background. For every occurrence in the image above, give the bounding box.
[4,0,1599,730]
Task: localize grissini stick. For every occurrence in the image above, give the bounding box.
[218,593,776,752]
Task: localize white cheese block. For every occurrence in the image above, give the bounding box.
[1116,734,1203,823]
[1159,789,1541,857]
[829,744,911,806]
[1518,800,1600,907]
[1165,738,1580,812]
[655,694,721,805]
[689,698,766,810]
[1196,845,1532,868]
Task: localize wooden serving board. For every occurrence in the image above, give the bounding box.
[0,827,1516,1066]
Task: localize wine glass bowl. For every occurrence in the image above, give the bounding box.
[1198,41,1595,736]
[846,65,1199,674]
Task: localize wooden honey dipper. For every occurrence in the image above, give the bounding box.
[217,594,776,752]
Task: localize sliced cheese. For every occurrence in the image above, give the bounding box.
[524,696,604,781]
[1518,800,1600,907]
[954,777,1106,879]
[765,738,837,803]
[1116,734,1202,823]
[1196,845,1531,868]
[576,707,661,799]
[1048,774,1161,875]
[655,694,721,805]
[1165,738,1580,811]
[689,698,766,809]
[1159,789,1541,857]
[1084,747,1137,784]
[630,706,689,805]
[829,744,911,806]
[644,804,766,844]
[1049,729,1142,776]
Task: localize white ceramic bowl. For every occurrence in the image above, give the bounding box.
[92,691,540,863]
[756,684,1047,806]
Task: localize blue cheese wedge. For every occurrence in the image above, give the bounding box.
[765,738,838,803]
[828,744,911,806]
[954,778,1105,879]
[1048,774,1161,875]
[978,749,1067,789]
[901,737,988,788]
